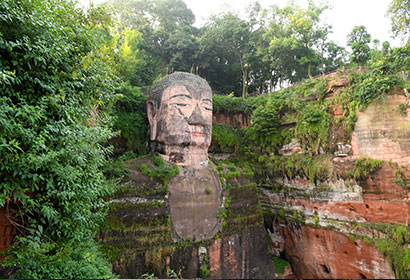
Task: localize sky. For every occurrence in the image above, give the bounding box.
[79,0,404,48]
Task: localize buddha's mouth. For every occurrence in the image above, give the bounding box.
[189,125,206,137]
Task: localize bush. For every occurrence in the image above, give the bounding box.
[139,156,180,185]
[0,0,119,277]
[112,83,148,156]
[3,238,114,279]
[353,157,384,180]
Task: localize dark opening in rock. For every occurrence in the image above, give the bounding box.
[320,264,331,274]
[359,272,367,279]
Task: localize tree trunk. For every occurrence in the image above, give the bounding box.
[242,68,248,100]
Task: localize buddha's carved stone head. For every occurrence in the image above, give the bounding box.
[147,72,213,167]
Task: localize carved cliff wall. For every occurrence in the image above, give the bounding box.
[212,112,250,128]
[259,93,410,279]
[352,94,410,164]
[97,157,277,278]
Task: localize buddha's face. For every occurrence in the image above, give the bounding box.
[148,84,213,165]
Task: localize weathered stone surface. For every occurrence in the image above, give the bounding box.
[328,103,344,117]
[212,112,250,128]
[277,224,394,279]
[351,95,410,164]
[98,158,276,278]
[209,226,275,279]
[279,139,303,156]
[260,161,410,279]
[0,207,17,278]
[168,166,222,241]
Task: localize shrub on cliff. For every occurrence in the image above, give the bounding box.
[353,157,384,180]
[0,0,118,277]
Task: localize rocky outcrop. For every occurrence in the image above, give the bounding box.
[351,95,410,164]
[259,91,410,278]
[276,224,394,279]
[212,112,250,128]
[260,162,407,278]
[98,157,276,278]
[209,226,274,279]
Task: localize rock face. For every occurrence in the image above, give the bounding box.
[98,157,276,278]
[278,225,394,279]
[213,112,250,128]
[260,157,410,278]
[209,226,274,279]
[259,94,410,279]
[351,95,410,164]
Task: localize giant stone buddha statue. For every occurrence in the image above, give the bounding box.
[147,72,222,241]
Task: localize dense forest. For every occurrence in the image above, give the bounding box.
[1,0,410,278]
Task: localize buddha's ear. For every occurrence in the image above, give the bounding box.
[147,101,157,141]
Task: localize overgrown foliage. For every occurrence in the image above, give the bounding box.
[351,223,410,279]
[0,0,119,277]
[212,94,267,114]
[139,156,180,186]
[256,154,332,184]
[112,83,148,157]
[352,157,384,181]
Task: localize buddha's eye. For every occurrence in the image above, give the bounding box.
[203,107,212,111]
[174,103,189,107]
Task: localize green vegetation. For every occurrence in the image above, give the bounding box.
[351,223,410,279]
[199,253,210,278]
[397,103,408,116]
[211,124,242,153]
[353,157,384,181]
[139,156,180,186]
[111,84,148,157]
[393,167,409,189]
[212,94,267,114]
[256,154,332,184]
[0,0,118,277]
[272,256,290,274]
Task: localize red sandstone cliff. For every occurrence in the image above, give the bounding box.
[258,93,410,279]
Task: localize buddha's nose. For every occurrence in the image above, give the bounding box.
[188,103,206,125]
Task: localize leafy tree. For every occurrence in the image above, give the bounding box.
[323,41,348,72]
[388,0,410,43]
[162,26,200,72]
[347,25,372,67]
[153,0,195,32]
[262,5,307,89]
[199,12,253,98]
[286,1,328,79]
[0,0,119,277]
[109,0,198,79]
